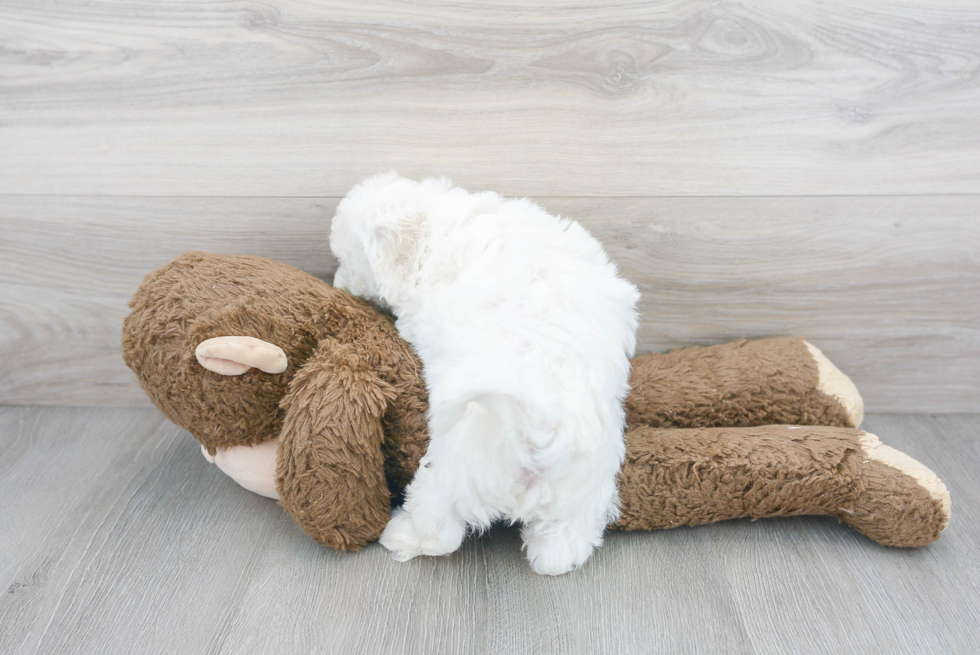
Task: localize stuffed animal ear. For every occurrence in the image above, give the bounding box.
[195,336,288,376]
[275,338,398,551]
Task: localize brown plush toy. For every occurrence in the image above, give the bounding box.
[122,252,950,554]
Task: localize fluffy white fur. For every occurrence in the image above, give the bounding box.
[330,173,639,575]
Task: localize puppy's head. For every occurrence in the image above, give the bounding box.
[330,171,441,308]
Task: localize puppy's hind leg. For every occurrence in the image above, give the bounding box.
[380,399,510,561]
[521,463,620,576]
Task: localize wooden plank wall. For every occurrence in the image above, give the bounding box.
[1,1,978,411]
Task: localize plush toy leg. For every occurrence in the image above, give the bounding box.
[614,425,949,547]
[627,337,863,430]
[842,432,951,547]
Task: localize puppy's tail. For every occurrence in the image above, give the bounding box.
[430,392,520,452]
[427,392,530,527]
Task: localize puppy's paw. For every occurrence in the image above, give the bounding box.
[523,526,596,576]
[380,507,466,561]
[379,508,424,561]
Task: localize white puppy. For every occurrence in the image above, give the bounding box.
[330,173,639,575]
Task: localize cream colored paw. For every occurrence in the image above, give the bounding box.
[859,431,951,524]
[805,341,864,427]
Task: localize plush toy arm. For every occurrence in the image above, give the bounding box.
[627,337,864,430]
[276,340,396,551]
[614,425,950,547]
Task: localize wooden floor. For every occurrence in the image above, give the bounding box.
[1,407,977,654]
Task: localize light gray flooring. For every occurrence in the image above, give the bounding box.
[1,408,977,654]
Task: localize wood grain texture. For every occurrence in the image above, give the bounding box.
[0,407,287,654]
[1,407,977,654]
[2,194,978,411]
[708,413,980,654]
[1,0,979,196]
[0,195,334,406]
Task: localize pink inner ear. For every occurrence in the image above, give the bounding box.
[195,336,288,376]
[197,356,252,376]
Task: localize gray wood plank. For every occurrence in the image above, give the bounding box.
[217,531,489,655]
[1,0,979,196]
[0,407,286,655]
[708,414,980,655]
[2,195,978,411]
[1,408,978,654]
[0,195,337,407]
[482,527,753,654]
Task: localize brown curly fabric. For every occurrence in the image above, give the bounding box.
[276,340,395,550]
[626,338,852,430]
[123,254,309,450]
[615,425,862,530]
[122,252,431,548]
[614,425,949,548]
[840,458,949,548]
